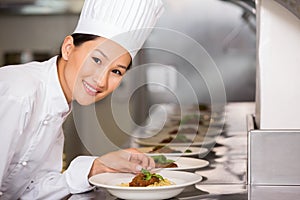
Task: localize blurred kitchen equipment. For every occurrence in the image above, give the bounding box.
[220,0,256,52]
[0,0,83,15]
[4,50,51,65]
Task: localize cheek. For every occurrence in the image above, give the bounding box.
[109,77,123,91]
[66,57,85,83]
[64,63,79,91]
[76,61,96,80]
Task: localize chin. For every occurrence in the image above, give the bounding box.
[75,96,96,106]
[76,100,94,106]
[75,92,109,105]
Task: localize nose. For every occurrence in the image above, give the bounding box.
[94,70,109,90]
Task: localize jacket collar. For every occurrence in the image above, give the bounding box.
[47,56,71,117]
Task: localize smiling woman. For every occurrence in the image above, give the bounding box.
[57,34,132,105]
[0,0,164,199]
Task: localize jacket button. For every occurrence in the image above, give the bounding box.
[22,161,27,166]
[43,120,49,125]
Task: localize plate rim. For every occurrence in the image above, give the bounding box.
[138,146,208,157]
[89,170,203,191]
[135,136,216,147]
[160,156,210,171]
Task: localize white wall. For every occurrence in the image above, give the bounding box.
[256,0,300,129]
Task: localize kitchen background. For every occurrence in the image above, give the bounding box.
[0,0,256,166]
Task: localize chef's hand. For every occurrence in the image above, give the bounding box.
[88,148,155,178]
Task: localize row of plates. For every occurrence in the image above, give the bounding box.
[88,108,225,199]
[89,151,210,199]
[135,134,217,147]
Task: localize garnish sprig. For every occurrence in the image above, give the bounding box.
[141,168,164,181]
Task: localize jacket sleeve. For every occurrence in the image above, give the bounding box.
[20,130,97,199]
[0,95,30,190]
[0,90,96,199]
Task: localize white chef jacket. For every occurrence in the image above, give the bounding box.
[0,56,96,199]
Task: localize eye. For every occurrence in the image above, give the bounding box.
[92,57,102,65]
[112,69,123,76]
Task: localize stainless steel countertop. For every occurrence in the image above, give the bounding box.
[68,102,300,200]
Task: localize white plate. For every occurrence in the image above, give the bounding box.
[135,135,216,147]
[199,126,223,137]
[196,184,247,195]
[157,156,210,171]
[202,118,225,128]
[166,125,199,135]
[165,125,222,137]
[138,146,209,157]
[89,171,202,200]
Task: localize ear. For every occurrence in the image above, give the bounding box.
[61,35,74,61]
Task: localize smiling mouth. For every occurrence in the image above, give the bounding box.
[83,80,100,96]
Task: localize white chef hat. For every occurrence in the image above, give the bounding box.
[73,0,164,59]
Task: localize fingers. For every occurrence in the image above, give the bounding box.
[128,150,155,170]
[97,149,155,174]
[125,148,141,153]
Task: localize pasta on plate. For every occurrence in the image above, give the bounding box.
[119,169,175,187]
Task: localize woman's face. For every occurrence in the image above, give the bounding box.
[62,36,131,105]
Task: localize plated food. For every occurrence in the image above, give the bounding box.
[168,127,198,135]
[136,155,210,171]
[157,156,209,171]
[120,169,173,187]
[181,114,203,125]
[135,134,216,147]
[89,170,203,200]
[148,145,192,154]
[198,126,223,137]
[169,114,201,126]
[160,134,192,143]
[151,155,178,168]
[138,146,209,158]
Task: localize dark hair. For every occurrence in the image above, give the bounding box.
[58,33,132,69]
[58,33,99,59]
[71,33,100,46]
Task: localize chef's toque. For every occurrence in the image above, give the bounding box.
[73,0,164,59]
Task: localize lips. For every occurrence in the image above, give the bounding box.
[83,80,100,96]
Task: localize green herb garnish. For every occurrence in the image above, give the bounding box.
[174,134,191,142]
[180,114,200,124]
[151,155,174,164]
[185,149,192,153]
[141,168,152,181]
[153,174,164,180]
[141,168,164,181]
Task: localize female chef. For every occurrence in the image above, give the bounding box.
[0,0,164,199]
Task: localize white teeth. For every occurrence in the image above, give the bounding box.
[83,81,97,93]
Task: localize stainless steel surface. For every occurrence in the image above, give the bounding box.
[249,185,300,200]
[248,115,300,185]
[66,103,296,199]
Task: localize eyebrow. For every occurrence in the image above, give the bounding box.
[117,64,128,70]
[95,49,108,60]
[94,49,129,70]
